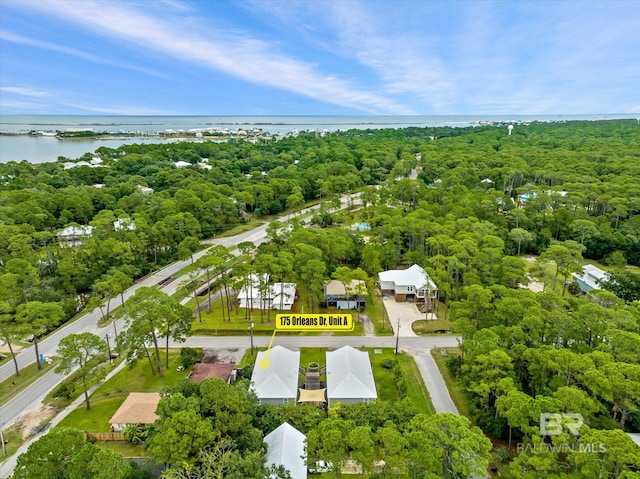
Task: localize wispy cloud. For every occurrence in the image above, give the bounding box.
[7,0,413,114]
[0,86,50,98]
[0,30,166,78]
[0,84,166,115]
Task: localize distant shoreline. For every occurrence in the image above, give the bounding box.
[1,114,638,164]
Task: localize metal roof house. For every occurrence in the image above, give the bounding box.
[238,276,296,311]
[250,346,300,405]
[572,264,609,294]
[264,422,307,479]
[378,264,437,302]
[326,345,377,407]
[56,225,94,247]
[324,279,366,310]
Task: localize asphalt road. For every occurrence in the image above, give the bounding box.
[0,196,357,429]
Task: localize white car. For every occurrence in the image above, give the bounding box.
[308,460,332,474]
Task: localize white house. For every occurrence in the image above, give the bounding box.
[264,423,307,479]
[238,275,296,310]
[174,161,192,168]
[378,264,437,303]
[250,346,300,405]
[56,225,94,247]
[572,264,609,294]
[137,185,154,195]
[326,345,377,407]
[114,218,136,231]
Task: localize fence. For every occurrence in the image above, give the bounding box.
[84,432,127,441]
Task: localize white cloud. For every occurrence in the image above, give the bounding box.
[0,84,165,115]
[8,0,413,114]
[0,30,166,78]
[0,86,50,98]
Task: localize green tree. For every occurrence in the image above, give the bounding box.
[55,332,107,410]
[508,228,534,256]
[13,428,85,479]
[147,409,217,465]
[348,426,376,477]
[65,444,132,479]
[121,287,188,377]
[538,243,583,294]
[178,236,201,264]
[601,269,640,303]
[414,413,492,479]
[0,285,24,376]
[16,301,65,371]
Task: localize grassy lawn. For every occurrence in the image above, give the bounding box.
[0,425,23,463]
[0,357,59,406]
[56,350,190,433]
[582,257,640,273]
[238,347,433,414]
[189,296,367,336]
[370,348,434,414]
[412,317,455,335]
[363,290,394,336]
[431,348,473,421]
[95,440,150,457]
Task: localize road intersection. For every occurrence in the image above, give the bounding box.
[0,194,459,477]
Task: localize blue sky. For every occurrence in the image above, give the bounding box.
[1,0,639,115]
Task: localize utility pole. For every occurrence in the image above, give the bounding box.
[249,321,255,356]
[395,317,400,355]
[0,417,6,457]
[105,333,112,364]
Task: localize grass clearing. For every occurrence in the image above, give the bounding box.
[412,317,455,335]
[365,290,394,336]
[0,425,23,463]
[0,357,59,406]
[189,296,367,337]
[56,350,190,433]
[95,440,149,457]
[369,348,434,414]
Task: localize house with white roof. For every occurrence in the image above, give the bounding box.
[250,346,300,405]
[264,423,307,479]
[572,264,609,294]
[378,264,437,303]
[326,345,377,407]
[174,161,192,168]
[238,275,296,310]
[114,218,136,231]
[137,185,154,195]
[56,225,94,247]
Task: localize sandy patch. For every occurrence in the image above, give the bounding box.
[202,347,245,364]
[15,403,56,439]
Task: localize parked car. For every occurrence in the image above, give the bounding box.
[308,460,332,474]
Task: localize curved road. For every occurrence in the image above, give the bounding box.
[0,197,355,427]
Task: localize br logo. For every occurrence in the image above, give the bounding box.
[539,413,584,436]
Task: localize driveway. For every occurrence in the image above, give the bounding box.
[382,297,425,337]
